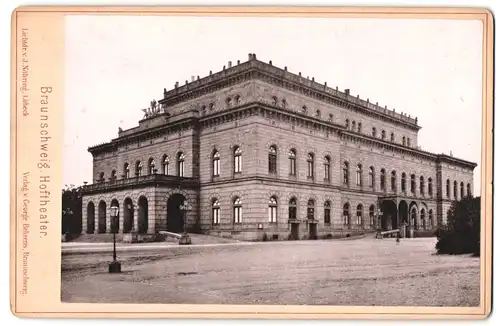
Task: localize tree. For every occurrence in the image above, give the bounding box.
[435,196,480,256]
[62,184,83,235]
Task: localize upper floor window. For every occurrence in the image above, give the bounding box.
[235,95,241,104]
[420,176,425,195]
[268,145,277,174]
[357,122,362,133]
[343,161,349,185]
[135,161,143,177]
[281,98,287,109]
[123,163,130,179]
[410,174,416,194]
[110,170,117,181]
[268,196,278,223]
[324,201,331,224]
[177,152,185,177]
[380,168,386,191]
[315,109,321,118]
[328,114,333,122]
[288,149,296,176]
[390,132,394,142]
[98,172,105,182]
[212,150,220,176]
[351,121,356,130]
[401,172,407,192]
[212,199,220,224]
[226,97,232,107]
[372,127,377,137]
[307,199,315,220]
[307,153,314,179]
[233,197,242,224]
[356,164,362,186]
[368,166,374,188]
[428,178,433,197]
[346,119,350,129]
[162,155,170,175]
[288,198,297,220]
[148,158,155,174]
[323,156,331,181]
[381,130,386,140]
[402,136,406,146]
[460,182,464,199]
[391,170,397,192]
[467,183,472,197]
[407,138,411,147]
[272,96,278,106]
[453,181,458,199]
[234,147,242,173]
[302,105,308,114]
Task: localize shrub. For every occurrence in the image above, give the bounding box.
[435,196,480,256]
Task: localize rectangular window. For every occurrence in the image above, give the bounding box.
[324,209,331,224]
[234,156,242,173]
[268,207,277,223]
[212,208,220,224]
[213,160,220,176]
[269,156,277,173]
[233,207,242,223]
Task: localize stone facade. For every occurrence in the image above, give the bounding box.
[81,53,476,241]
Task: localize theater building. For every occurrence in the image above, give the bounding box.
[81,53,476,241]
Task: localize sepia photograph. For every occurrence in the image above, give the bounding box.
[56,13,486,308]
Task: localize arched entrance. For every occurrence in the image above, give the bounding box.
[86,202,95,234]
[138,196,148,234]
[410,207,418,228]
[123,197,134,233]
[167,194,186,233]
[110,199,119,233]
[398,200,408,226]
[98,201,106,233]
[380,200,398,230]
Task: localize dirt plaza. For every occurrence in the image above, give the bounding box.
[61,237,480,306]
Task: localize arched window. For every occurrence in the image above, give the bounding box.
[391,170,397,192]
[162,155,170,175]
[288,198,297,220]
[212,150,220,176]
[148,158,155,174]
[420,209,426,230]
[411,208,417,227]
[268,196,278,223]
[281,98,287,109]
[307,153,315,179]
[98,172,104,182]
[369,205,375,226]
[356,164,362,186]
[268,145,277,174]
[110,169,117,181]
[343,162,349,185]
[177,152,185,177]
[356,204,363,225]
[453,181,458,199]
[235,95,241,104]
[402,136,406,146]
[446,179,450,198]
[351,121,356,130]
[460,182,464,199]
[234,147,242,173]
[372,127,377,137]
[429,209,434,228]
[407,138,411,147]
[272,96,278,106]
[123,163,130,179]
[380,168,386,191]
[315,109,321,118]
[288,149,296,176]
[410,174,416,194]
[323,156,331,181]
[328,114,333,122]
[346,119,350,129]
[226,97,232,107]
[401,172,407,192]
[368,166,374,188]
[390,132,395,142]
[420,176,425,195]
[343,203,350,226]
[307,199,315,220]
[302,105,308,114]
[233,197,242,223]
[428,178,433,197]
[381,130,386,140]
[467,183,472,197]
[357,122,362,133]
[135,161,143,177]
[324,201,331,224]
[212,199,220,224]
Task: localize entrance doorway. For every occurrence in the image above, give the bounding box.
[137,196,148,234]
[167,194,186,233]
[308,223,318,240]
[290,223,299,240]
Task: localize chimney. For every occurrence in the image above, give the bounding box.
[345,89,350,95]
[175,81,179,88]
[237,60,240,64]
[269,60,273,65]
[209,70,212,75]
[191,76,195,82]
[284,66,287,71]
[312,77,315,82]
[228,61,232,68]
[197,75,200,80]
[248,53,253,61]
[253,53,257,60]
[299,72,302,77]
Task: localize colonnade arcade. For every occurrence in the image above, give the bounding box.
[378,197,436,232]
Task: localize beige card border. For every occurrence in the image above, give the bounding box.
[10,5,494,319]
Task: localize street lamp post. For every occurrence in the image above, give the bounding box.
[179,200,192,245]
[108,205,121,273]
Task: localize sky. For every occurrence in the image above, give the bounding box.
[63,15,483,195]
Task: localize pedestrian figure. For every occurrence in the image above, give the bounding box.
[396,233,401,244]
